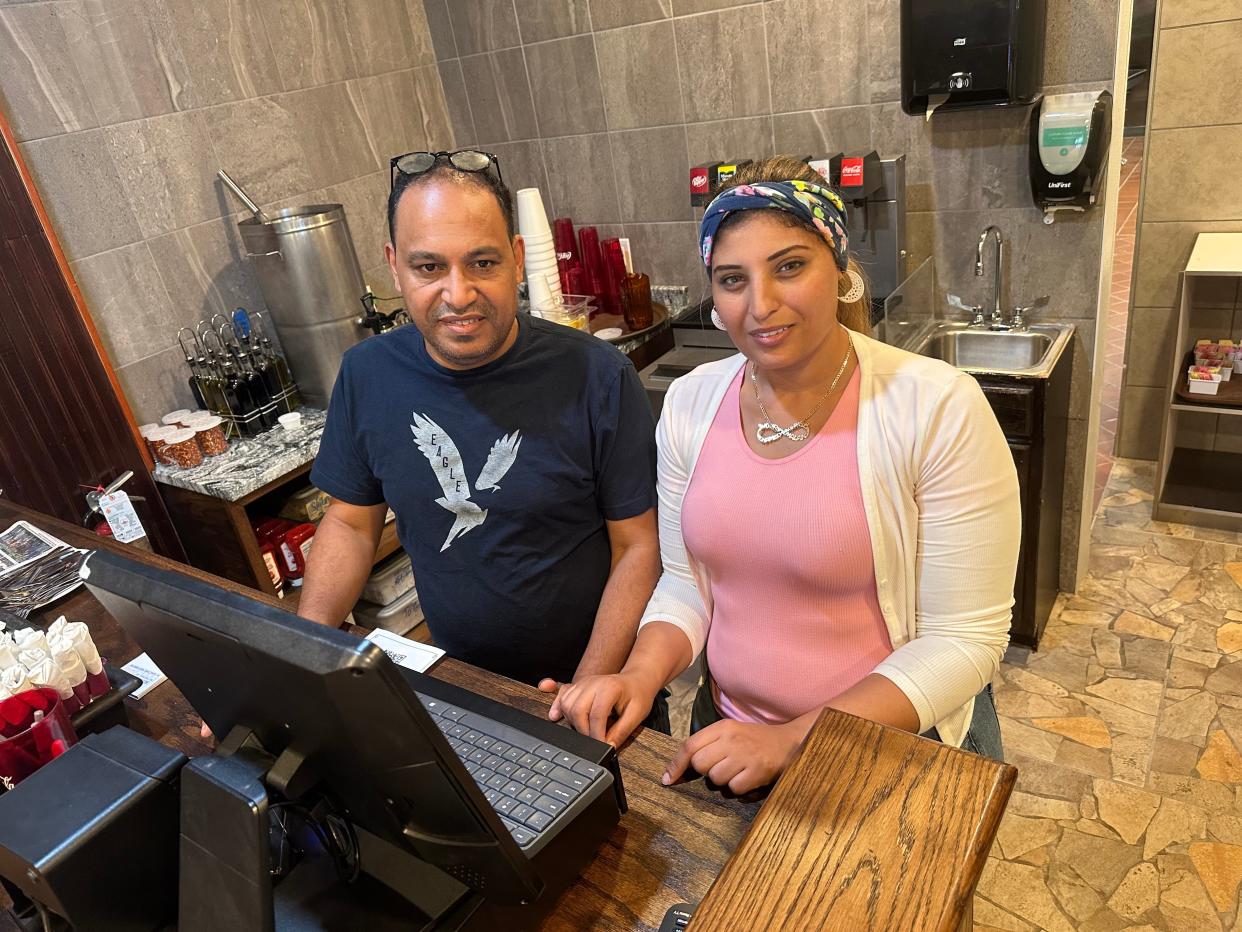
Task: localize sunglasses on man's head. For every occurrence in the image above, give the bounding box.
[389,149,503,189]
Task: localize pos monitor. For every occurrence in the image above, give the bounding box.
[83,548,620,931]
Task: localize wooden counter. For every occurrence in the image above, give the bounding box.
[0,500,1014,931]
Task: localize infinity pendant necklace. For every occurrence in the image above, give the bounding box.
[750,341,852,445]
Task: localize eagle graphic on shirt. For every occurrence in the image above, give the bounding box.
[410,412,522,552]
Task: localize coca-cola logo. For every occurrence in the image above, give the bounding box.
[840,159,864,186]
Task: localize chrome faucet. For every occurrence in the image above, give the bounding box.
[976,226,1005,328]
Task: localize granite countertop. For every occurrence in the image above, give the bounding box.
[152,409,325,502]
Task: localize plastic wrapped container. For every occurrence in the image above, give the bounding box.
[352,586,423,635]
[142,425,176,465]
[162,428,203,468]
[189,415,228,456]
[279,486,332,524]
[160,409,192,428]
[361,551,415,606]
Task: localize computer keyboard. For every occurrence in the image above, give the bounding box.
[416,693,607,850]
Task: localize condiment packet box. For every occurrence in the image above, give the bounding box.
[1194,341,1235,379]
[1189,365,1223,395]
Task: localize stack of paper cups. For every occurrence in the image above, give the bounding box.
[516,188,563,315]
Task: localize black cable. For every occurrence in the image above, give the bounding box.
[323,810,361,883]
[268,797,360,884]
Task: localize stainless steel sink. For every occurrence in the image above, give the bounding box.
[908,322,1075,378]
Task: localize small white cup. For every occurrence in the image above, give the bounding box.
[278,412,303,432]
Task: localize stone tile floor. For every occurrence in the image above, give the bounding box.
[978,459,1242,931]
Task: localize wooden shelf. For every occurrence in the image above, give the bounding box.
[1172,352,1242,411]
[243,522,402,614]
[1161,447,1242,516]
[1155,234,1242,531]
[1170,401,1242,416]
[161,456,404,599]
[1185,233,1242,277]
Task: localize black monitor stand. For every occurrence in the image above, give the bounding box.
[179,727,483,932]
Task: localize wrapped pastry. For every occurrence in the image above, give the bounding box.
[46,616,69,639]
[49,634,91,709]
[0,639,18,671]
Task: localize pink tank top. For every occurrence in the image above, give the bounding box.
[681,366,892,725]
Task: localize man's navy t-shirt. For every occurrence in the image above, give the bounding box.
[311,315,657,685]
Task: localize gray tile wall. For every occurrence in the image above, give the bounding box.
[425,0,1120,588]
[1117,8,1242,460]
[0,0,452,425]
[1,0,1120,589]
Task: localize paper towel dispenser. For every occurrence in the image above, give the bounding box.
[900,0,1047,115]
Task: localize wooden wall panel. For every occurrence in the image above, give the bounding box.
[0,113,184,559]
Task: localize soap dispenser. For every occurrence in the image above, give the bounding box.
[1029,90,1112,223]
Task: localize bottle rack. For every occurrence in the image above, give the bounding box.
[177,312,302,440]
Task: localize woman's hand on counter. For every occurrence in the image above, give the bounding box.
[662,719,804,795]
[545,672,658,747]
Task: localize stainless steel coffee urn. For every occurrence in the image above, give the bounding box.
[238,204,367,407]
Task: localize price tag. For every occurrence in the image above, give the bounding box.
[99,491,146,543]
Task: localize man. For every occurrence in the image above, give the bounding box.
[302,149,664,730]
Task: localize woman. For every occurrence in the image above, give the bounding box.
[551,157,1020,794]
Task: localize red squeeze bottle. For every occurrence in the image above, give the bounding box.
[253,517,295,581]
[259,540,285,598]
[279,522,316,587]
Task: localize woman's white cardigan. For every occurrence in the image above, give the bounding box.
[638,330,1022,746]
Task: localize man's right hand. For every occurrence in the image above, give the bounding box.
[550,672,657,747]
